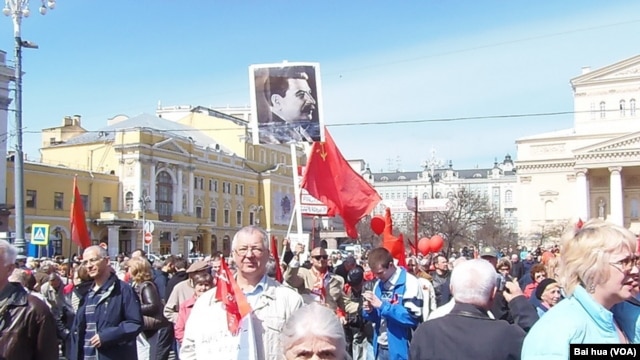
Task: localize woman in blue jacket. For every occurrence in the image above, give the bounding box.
[522,219,638,359]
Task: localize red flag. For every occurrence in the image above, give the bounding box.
[215,257,252,335]
[70,176,91,249]
[381,208,407,267]
[301,129,382,238]
[270,235,283,283]
[576,218,584,230]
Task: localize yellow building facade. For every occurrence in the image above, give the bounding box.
[36,108,301,257]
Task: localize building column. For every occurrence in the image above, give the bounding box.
[149,162,156,209]
[107,225,120,258]
[177,167,183,214]
[188,169,194,215]
[609,166,624,226]
[575,168,589,221]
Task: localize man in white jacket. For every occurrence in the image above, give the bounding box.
[180,226,303,360]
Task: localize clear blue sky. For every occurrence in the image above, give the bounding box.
[0,0,639,172]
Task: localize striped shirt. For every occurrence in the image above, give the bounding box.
[83,287,102,360]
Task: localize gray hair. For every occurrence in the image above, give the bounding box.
[450,259,496,308]
[231,226,269,251]
[84,245,108,259]
[281,303,347,357]
[0,240,18,266]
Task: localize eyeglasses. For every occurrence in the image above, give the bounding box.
[610,255,639,273]
[234,247,265,257]
[80,257,103,266]
[312,255,328,261]
[535,273,547,279]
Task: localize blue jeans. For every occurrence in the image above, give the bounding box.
[376,345,389,360]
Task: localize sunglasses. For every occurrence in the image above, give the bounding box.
[312,255,328,260]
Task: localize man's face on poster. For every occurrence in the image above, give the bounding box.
[273,78,316,122]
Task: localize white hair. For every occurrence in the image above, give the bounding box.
[0,239,18,266]
[450,259,496,307]
[281,303,347,357]
[231,226,269,251]
[84,245,108,258]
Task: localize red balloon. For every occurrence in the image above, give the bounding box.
[428,235,444,253]
[371,216,385,235]
[418,237,432,256]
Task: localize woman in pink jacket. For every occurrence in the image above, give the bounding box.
[174,272,214,344]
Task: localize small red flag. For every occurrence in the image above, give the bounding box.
[215,257,252,335]
[381,208,407,267]
[270,235,283,283]
[70,176,91,249]
[301,128,382,238]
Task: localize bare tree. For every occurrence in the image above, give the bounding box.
[355,215,381,248]
[527,220,571,249]
[418,188,497,257]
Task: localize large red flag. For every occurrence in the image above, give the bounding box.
[215,257,252,335]
[270,235,283,283]
[301,129,381,238]
[70,176,91,249]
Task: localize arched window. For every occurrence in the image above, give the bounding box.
[222,235,231,257]
[156,171,173,221]
[544,200,555,220]
[505,190,513,203]
[435,192,442,199]
[620,100,626,117]
[422,192,429,200]
[125,192,134,211]
[600,101,606,118]
[211,234,218,253]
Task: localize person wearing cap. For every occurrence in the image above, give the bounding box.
[480,245,539,332]
[410,259,526,360]
[163,258,211,323]
[180,226,303,359]
[343,267,374,360]
[535,278,562,317]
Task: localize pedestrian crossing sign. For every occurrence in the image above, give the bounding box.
[31,224,50,246]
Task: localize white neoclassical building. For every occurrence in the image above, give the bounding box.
[516,55,640,241]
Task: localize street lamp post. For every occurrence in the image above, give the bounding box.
[3,0,55,256]
[139,196,151,253]
[422,148,442,199]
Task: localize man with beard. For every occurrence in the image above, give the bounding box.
[259,66,320,144]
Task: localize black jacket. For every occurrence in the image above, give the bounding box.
[165,270,188,303]
[490,292,539,332]
[410,302,525,360]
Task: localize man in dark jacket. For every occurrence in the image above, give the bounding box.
[0,240,58,360]
[410,259,526,360]
[70,245,143,360]
[165,257,189,303]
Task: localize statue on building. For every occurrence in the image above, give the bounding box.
[598,199,606,219]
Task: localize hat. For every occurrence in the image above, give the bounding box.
[479,246,498,258]
[347,267,364,287]
[536,278,558,300]
[16,254,27,261]
[186,260,211,274]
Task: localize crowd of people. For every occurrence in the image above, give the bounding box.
[0,219,639,359]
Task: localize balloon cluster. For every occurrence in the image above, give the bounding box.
[417,235,444,256]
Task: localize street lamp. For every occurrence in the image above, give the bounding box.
[3,0,55,256]
[422,148,443,199]
[139,195,151,252]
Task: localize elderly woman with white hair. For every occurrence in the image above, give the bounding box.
[281,302,350,360]
[522,219,640,359]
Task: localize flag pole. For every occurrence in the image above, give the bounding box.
[290,143,306,251]
[414,196,418,256]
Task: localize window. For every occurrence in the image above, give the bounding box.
[435,192,442,199]
[590,102,596,120]
[156,171,174,221]
[193,177,198,189]
[102,197,112,212]
[209,179,218,192]
[620,100,626,117]
[125,192,133,211]
[422,192,429,200]
[249,211,255,225]
[26,190,36,208]
[224,209,230,225]
[235,184,244,196]
[210,208,217,223]
[222,182,231,194]
[222,235,231,257]
[54,192,64,210]
[631,199,639,219]
[81,195,89,210]
[211,234,218,253]
[600,101,606,118]
[195,206,203,218]
[236,210,242,226]
[631,99,636,116]
[505,190,513,203]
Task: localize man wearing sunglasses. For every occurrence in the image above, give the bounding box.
[285,247,349,322]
